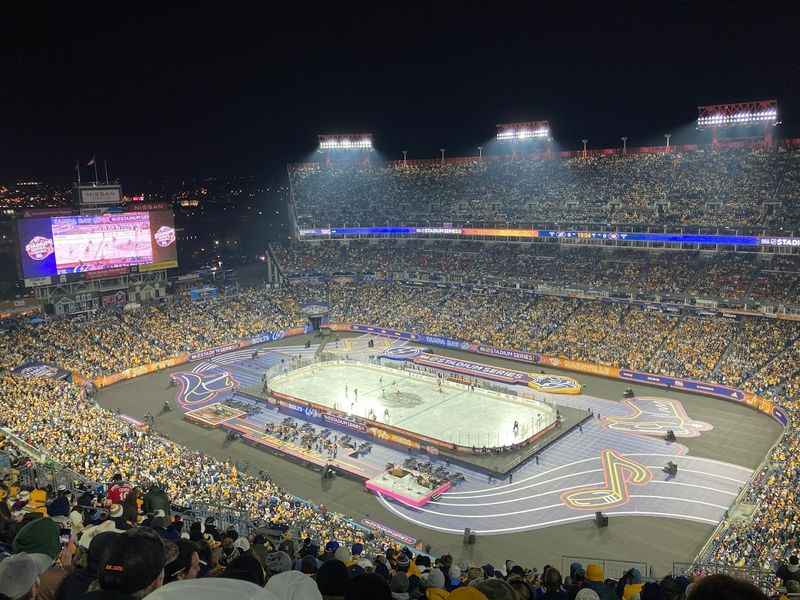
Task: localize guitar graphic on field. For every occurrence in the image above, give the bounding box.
[561,449,652,510]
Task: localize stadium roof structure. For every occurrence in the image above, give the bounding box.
[496,121,551,142]
[318,133,374,151]
[697,99,778,130]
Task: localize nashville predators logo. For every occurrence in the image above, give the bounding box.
[173,364,236,407]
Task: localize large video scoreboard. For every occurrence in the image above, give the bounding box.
[17,209,177,287]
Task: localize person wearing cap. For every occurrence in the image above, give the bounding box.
[0,553,40,600]
[581,565,614,600]
[81,528,166,600]
[320,541,339,563]
[574,589,600,600]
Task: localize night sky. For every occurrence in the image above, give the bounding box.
[2,4,799,180]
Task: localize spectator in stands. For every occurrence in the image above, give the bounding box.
[83,528,166,600]
[57,532,118,600]
[0,552,41,600]
[580,565,614,600]
[777,555,800,587]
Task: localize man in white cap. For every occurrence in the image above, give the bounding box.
[0,552,40,600]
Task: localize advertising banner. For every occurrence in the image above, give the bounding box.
[619,369,787,426]
[414,353,528,384]
[12,362,69,381]
[188,342,243,362]
[538,355,621,378]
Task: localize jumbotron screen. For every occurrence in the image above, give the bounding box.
[18,210,177,278]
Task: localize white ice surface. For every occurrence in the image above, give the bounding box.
[270,361,556,447]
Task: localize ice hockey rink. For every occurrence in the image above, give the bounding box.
[268,360,557,447]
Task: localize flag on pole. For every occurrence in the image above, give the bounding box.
[87,156,96,167]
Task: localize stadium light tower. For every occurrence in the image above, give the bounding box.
[697,99,778,147]
[496,121,551,142]
[440,148,445,164]
[664,133,671,151]
[582,139,588,158]
[318,133,374,151]
[478,146,483,159]
[621,137,628,155]
[402,150,408,167]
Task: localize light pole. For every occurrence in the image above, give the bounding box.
[402,150,408,167]
[664,133,672,151]
[621,137,628,155]
[582,139,588,158]
[440,148,446,164]
[477,146,483,159]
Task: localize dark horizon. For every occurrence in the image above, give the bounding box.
[2,4,799,180]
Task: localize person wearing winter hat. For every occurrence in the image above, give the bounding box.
[425,568,448,600]
[582,564,615,600]
[391,572,410,600]
[350,543,364,558]
[12,515,69,600]
[265,550,293,576]
[316,560,349,600]
[394,553,410,573]
[265,570,323,600]
[621,568,643,600]
[334,546,353,566]
[0,553,40,600]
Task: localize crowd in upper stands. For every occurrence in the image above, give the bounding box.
[290,146,800,230]
[271,241,800,309]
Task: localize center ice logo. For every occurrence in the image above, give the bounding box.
[25,236,54,261]
[173,366,236,406]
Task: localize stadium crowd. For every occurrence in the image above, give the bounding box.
[3,267,800,591]
[290,146,800,231]
[271,241,800,308]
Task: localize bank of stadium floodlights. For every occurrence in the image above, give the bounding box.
[697,100,779,145]
[318,134,374,151]
[496,121,551,142]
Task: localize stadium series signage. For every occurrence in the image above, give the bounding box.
[298,225,792,247]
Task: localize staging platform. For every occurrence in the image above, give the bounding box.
[366,467,453,507]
